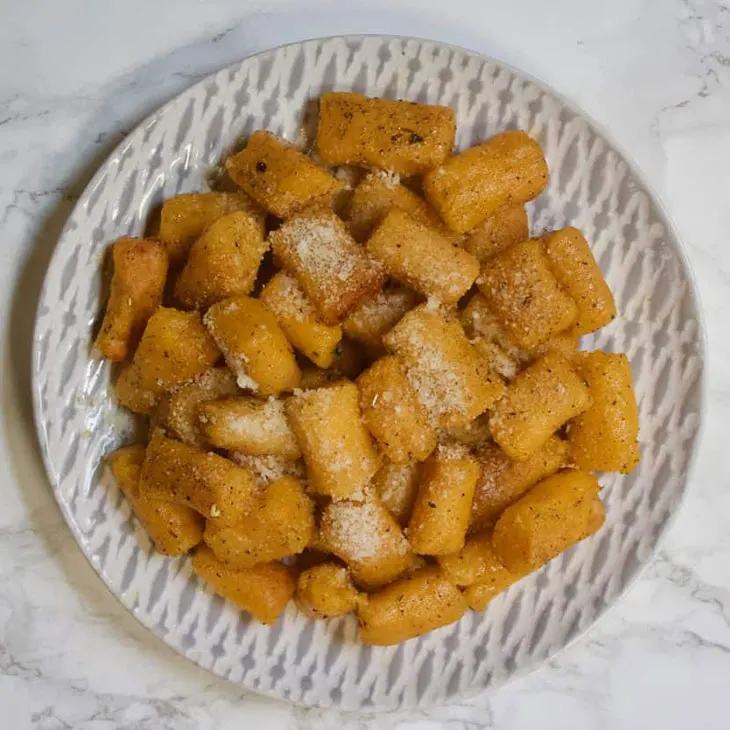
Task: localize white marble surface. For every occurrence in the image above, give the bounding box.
[1,0,729,727]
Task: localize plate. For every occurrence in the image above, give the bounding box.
[32,36,705,711]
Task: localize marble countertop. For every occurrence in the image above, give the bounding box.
[1,1,729,727]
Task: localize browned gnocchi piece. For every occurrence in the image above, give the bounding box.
[139,429,260,524]
[478,239,578,350]
[320,498,413,590]
[115,307,220,413]
[107,444,203,556]
[285,381,381,500]
[357,567,467,645]
[225,130,343,218]
[384,305,505,428]
[204,295,301,395]
[357,356,437,463]
[317,92,456,175]
[492,470,605,574]
[269,208,386,325]
[366,209,480,305]
[407,444,480,556]
[192,544,295,625]
[174,211,268,310]
[158,191,264,266]
[568,351,640,473]
[295,562,360,619]
[204,476,313,567]
[424,130,548,233]
[490,351,592,462]
[541,227,616,336]
[95,237,168,362]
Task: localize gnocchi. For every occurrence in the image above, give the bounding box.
[96,91,635,644]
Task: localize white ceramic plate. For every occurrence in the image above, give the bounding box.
[32,36,705,711]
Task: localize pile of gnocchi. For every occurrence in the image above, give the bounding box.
[99,92,639,645]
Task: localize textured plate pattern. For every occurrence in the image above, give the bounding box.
[32,37,704,711]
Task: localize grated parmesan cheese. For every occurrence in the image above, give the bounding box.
[227,398,289,440]
[229,452,304,486]
[234,365,259,392]
[289,220,357,283]
[323,500,409,562]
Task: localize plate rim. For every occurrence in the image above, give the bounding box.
[30,33,708,709]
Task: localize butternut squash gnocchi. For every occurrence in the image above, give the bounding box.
[98,92,638,644]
